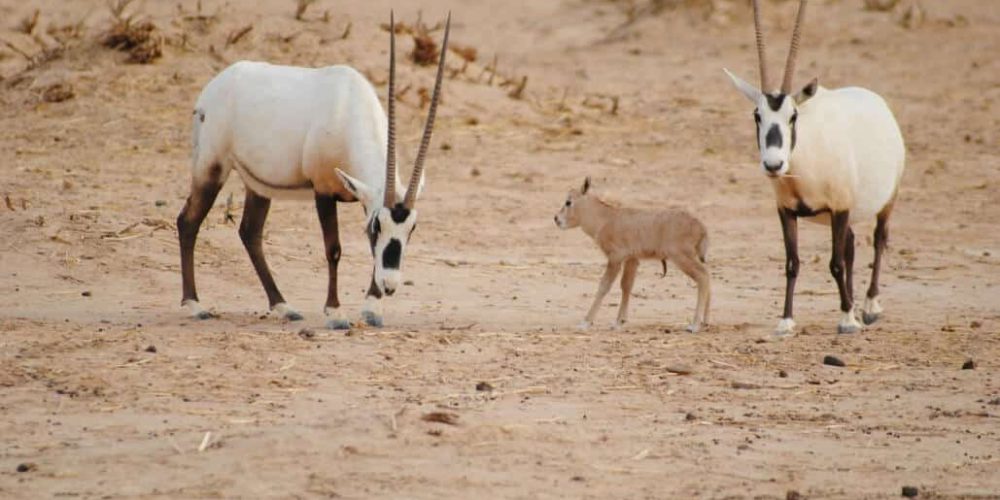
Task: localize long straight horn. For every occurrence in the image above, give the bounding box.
[781,0,808,94]
[752,0,771,92]
[384,11,398,208]
[403,12,450,209]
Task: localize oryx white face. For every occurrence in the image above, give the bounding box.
[335,169,421,297]
[724,69,817,178]
[367,204,417,296]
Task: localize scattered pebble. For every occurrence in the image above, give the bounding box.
[786,490,802,500]
[422,411,459,426]
[155,200,167,207]
[664,364,693,375]
[81,291,92,297]
[778,369,789,378]
[901,485,919,497]
[731,381,761,390]
[823,355,846,367]
[298,328,316,340]
[684,412,697,421]
[144,345,157,353]
[970,320,982,329]
[962,359,975,370]
[475,381,494,392]
[16,463,36,473]
[571,475,585,482]
[403,280,415,286]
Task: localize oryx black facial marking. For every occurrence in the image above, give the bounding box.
[389,203,411,223]
[382,239,402,269]
[765,93,786,112]
[367,217,380,252]
[765,124,782,148]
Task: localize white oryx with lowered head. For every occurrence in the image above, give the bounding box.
[177,12,451,328]
[723,0,905,336]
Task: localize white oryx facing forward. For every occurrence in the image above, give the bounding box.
[177,12,451,328]
[723,0,904,336]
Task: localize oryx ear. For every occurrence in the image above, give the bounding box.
[582,176,591,194]
[723,68,762,104]
[335,169,376,206]
[794,77,819,105]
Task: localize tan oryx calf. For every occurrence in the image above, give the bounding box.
[554,178,711,332]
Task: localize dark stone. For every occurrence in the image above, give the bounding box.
[475,381,494,392]
[786,490,802,500]
[778,369,789,378]
[823,355,846,367]
[144,345,157,353]
[16,463,36,473]
[81,291,91,297]
[962,359,975,370]
[901,485,919,497]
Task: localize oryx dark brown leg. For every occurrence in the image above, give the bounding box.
[863,204,892,324]
[361,274,384,327]
[239,189,301,321]
[316,194,350,329]
[177,170,224,319]
[844,227,856,305]
[830,211,860,334]
[776,207,799,335]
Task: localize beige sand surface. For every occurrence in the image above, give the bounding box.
[1,0,998,497]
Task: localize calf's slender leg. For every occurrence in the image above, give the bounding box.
[615,258,639,328]
[239,189,302,321]
[674,252,711,333]
[775,207,799,335]
[177,166,225,319]
[582,260,623,329]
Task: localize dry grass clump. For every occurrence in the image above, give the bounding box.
[42,82,75,103]
[380,16,447,66]
[102,0,162,64]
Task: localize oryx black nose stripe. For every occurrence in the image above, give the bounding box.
[382,239,402,269]
[765,124,782,149]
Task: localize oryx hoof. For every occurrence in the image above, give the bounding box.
[686,323,701,334]
[837,324,860,334]
[362,311,384,328]
[326,318,351,330]
[862,312,881,325]
[183,300,216,320]
[577,321,592,331]
[774,318,796,338]
[272,303,303,322]
[837,310,862,335]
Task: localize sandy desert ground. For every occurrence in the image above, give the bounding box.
[1,0,999,498]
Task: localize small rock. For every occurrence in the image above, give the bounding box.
[81,291,92,297]
[155,200,167,207]
[664,364,693,375]
[298,328,316,340]
[144,345,157,353]
[421,411,459,426]
[42,82,74,103]
[16,463,36,473]
[684,412,697,421]
[731,381,761,390]
[786,490,802,500]
[970,320,982,329]
[571,475,585,482]
[961,359,975,370]
[901,485,919,497]
[475,381,494,392]
[823,355,846,367]
[778,369,789,378]
[403,280,415,286]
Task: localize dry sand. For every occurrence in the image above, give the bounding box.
[1,0,999,498]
